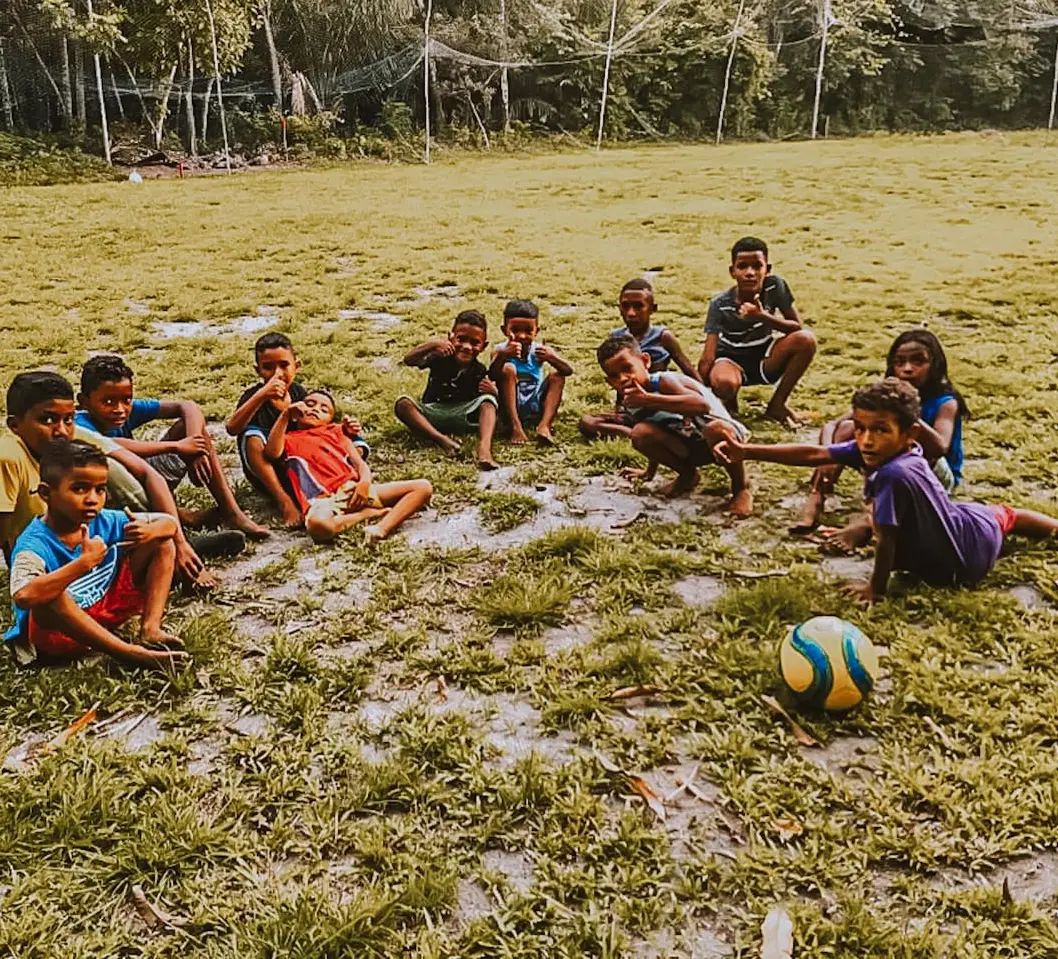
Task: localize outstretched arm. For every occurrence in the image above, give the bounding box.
[714,438,836,468]
[265,407,295,461]
[661,331,701,382]
[535,344,573,377]
[622,379,711,417]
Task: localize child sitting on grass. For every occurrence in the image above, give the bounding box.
[6,438,186,670]
[266,389,432,543]
[715,378,1057,603]
[77,354,268,541]
[794,328,968,545]
[226,332,351,529]
[597,334,753,516]
[580,278,700,441]
[698,236,816,427]
[490,299,573,446]
[2,370,215,587]
[395,310,500,470]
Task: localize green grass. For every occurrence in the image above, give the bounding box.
[2,132,1058,956]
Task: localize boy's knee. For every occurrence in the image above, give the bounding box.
[394,396,414,418]
[305,513,335,544]
[499,363,517,381]
[629,421,656,452]
[789,328,817,354]
[578,415,598,439]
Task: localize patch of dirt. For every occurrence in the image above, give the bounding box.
[672,575,727,607]
[453,877,493,927]
[931,851,1058,903]
[482,849,535,894]
[820,554,874,581]
[152,306,279,340]
[337,308,403,330]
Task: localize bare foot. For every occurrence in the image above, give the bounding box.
[440,438,462,458]
[819,523,871,555]
[727,487,754,519]
[510,429,529,446]
[478,458,499,472]
[131,647,189,671]
[189,569,217,591]
[233,514,271,541]
[535,427,556,446]
[765,401,802,429]
[790,489,824,535]
[140,627,185,651]
[278,503,303,529]
[658,470,699,498]
[365,523,388,544]
[620,466,651,480]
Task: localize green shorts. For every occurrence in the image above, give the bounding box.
[406,395,498,435]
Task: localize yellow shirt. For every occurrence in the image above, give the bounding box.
[0,428,119,557]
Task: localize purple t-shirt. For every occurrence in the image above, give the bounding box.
[827,441,1003,586]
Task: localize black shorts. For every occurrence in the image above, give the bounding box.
[714,339,776,386]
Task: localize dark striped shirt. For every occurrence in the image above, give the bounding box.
[705,275,794,351]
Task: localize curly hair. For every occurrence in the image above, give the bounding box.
[80,354,134,396]
[596,333,640,368]
[852,377,921,430]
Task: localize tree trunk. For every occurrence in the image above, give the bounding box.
[200,77,214,142]
[110,64,125,119]
[74,42,86,125]
[184,38,197,155]
[154,62,178,149]
[0,39,14,131]
[59,37,74,123]
[261,0,283,112]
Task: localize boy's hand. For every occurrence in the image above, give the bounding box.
[843,580,878,606]
[288,401,308,423]
[121,507,155,545]
[712,438,745,465]
[350,479,372,510]
[78,525,107,570]
[496,339,521,360]
[262,373,289,407]
[621,380,650,409]
[341,416,362,439]
[478,378,498,397]
[738,296,765,319]
[175,434,209,458]
[432,339,456,359]
[188,452,213,486]
[535,344,559,365]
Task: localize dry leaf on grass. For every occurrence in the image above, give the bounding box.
[628,775,666,821]
[761,906,794,959]
[131,885,189,931]
[41,701,99,755]
[772,817,804,841]
[761,695,820,748]
[435,674,448,702]
[608,684,664,701]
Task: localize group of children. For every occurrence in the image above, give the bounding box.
[2,235,1054,672]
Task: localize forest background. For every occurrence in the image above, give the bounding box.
[3,0,1058,175]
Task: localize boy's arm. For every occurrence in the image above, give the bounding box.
[226,377,287,436]
[120,508,178,545]
[535,344,573,377]
[847,524,897,604]
[404,338,451,368]
[11,528,106,609]
[106,446,204,580]
[697,333,719,382]
[488,340,519,379]
[622,379,711,417]
[344,439,373,502]
[660,331,701,382]
[264,407,294,461]
[714,438,836,468]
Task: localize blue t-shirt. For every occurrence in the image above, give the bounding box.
[827,441,1001,587]
[610,324,671,372]
[493,341,546,412]
[920,392,963,485]
[75,399,162,439]
[6,509,130,641]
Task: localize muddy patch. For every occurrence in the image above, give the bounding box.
[482,849,534,893]
[152,306,280,340]
[672,575,727,607]
[125,298,150,316]
[821,554,874,581]
[1009,585,1050,611]
[337,308,403,330]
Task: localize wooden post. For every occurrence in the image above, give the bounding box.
[596,0,619,152]
[204,0,232,173]
[0,39,13,131]
[424,0,433,163]
[500,0,510,132]
[811,0,830,140]
[85,0,111,164]
[1049,32,1058,131]
[184,38,197,156]
[716,0,745,145]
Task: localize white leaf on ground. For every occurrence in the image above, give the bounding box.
[761,906,794,959]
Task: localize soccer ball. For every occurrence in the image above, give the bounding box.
[779,616,879,712]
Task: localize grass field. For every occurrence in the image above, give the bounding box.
[2,131,1058,957]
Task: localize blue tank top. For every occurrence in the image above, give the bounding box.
[920,392,963,485]
[611,324,670,372]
